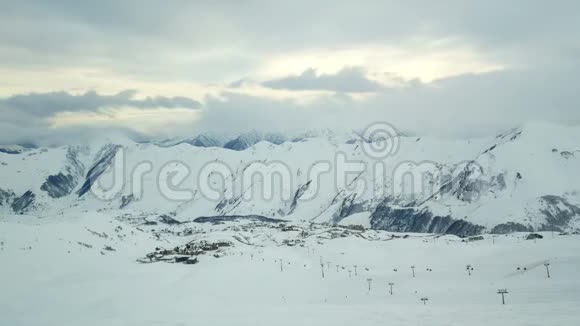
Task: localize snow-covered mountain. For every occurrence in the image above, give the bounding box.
[0,144,32,154]
[2,122,580,326]
[1,121,579,236]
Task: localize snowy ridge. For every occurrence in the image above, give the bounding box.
[0,144,31,154]
[0,122,579,235]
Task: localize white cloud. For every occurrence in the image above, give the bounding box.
[49,107,202,136]
[1,0,580,145]
[258,41,505,83]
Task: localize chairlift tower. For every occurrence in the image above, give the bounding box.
[466,264,473,276]
[544,263,551,278]
[497,289,509,305]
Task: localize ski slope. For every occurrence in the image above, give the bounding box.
[1,213,579,326]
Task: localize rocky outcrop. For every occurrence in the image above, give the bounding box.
[183,134,226,148]
[194,214,288,224]
[491,222,533,234]
[287,181,311,215]
[77,145,121,197]
[158,214,182,225]
[223,131,287,151]
[41,173,77,198]
[41,147,85,198]
[369,199,485,237]
[119,194,135,209]
[333,194,367,224]
[0,188,16,207]
[443,162,486,203]
[538,195,580,231]
[11,191,35,213]
[0,145,29,154]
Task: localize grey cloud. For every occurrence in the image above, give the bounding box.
[1,90,200,117]
[2,65,579,146]
[1,1,580,145]
[1,1,579,81]
[0,89,200,146]
[228,79,250,89]
[262,67,386,93]
[0,119,147,147]
[5,1,578,50]
[197,66,580,138]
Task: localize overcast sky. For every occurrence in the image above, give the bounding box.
[1,0,579,145]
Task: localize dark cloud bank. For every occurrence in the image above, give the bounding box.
[0,90,200,146]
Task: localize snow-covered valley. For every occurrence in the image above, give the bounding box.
[1,212,579,326]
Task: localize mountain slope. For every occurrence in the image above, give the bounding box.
[1,122,579,235]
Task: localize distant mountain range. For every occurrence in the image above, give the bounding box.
[1,122,579,236]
